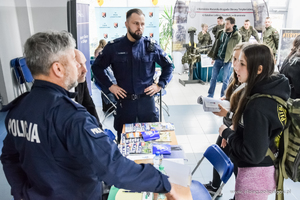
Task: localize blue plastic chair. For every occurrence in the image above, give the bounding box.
[94,81,117,124]
[10,57,34,94]
[190,144,234,200]
[154,72,173,121]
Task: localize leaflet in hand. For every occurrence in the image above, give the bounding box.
[200,96,230,112]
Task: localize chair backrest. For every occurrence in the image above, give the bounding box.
[18,58,34,83]
[10,58,23,84]
[204,144,234,184]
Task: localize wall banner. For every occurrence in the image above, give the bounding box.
[173,1,254,53]
[77,3,92,94]
[95,7,159,44]
[277,29,300,68]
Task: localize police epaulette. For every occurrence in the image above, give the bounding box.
[144,36,157,44]
[62,96,86,111]
[107,37,122,45]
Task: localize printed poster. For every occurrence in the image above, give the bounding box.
[277,29,300,69]
[95,7,159,44]
[77,3,92,94]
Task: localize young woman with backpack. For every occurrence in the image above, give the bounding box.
[219,44,291,200]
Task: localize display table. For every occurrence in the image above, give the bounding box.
[107,124,193,200]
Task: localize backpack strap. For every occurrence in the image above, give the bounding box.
[248,93,288,109]
[249,93,290,200]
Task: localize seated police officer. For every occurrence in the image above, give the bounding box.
[92,8,173,143]
[0,31,179,200]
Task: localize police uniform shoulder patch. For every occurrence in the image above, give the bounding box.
[85,125,106,138]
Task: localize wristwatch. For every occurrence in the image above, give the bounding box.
[226,111,234,119]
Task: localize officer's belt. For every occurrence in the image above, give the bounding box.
[122,93,148,100]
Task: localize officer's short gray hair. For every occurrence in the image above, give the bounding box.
[24,31,76,76]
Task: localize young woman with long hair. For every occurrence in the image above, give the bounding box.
[204,43,249,198]
[219,44,290,200]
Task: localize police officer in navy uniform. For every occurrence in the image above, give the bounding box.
[0,31,179,200]
[92,8,173,143]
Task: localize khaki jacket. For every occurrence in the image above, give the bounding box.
[198,31,212,46]
[239,26,260,43]
[262,26,279,54]
[208,25,242,63]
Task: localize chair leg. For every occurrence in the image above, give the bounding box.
[192,156,205,176]
[212,183,225,200]
[101,106,116,124]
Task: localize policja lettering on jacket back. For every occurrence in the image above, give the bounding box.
[7,118,40,143]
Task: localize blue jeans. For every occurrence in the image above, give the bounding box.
[208,59,232,98]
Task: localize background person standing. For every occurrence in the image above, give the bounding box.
[212,16,225,38]
[207,16,241,98]
[262,17,279,57]
[239,19,260,43]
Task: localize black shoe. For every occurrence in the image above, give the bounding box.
[203,181,222,197]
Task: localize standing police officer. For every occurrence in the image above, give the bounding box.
[0,31,179,200]
[239,19,260,43]
[92,9,173,142]
[262,17,279,57]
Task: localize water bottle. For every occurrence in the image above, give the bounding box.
[158,165,167,200]
[153,151,161,169]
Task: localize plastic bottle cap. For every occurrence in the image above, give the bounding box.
[159,165,164,170]
[155,151,161,156]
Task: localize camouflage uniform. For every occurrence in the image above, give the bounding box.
[212,24,225,38]
[239,26,260,43]
[262,26,279,55]
[198,31,212,46]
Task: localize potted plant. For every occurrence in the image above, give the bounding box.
[159,6,173,55]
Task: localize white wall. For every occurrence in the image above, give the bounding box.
[0,0,69,105]
[286,0,300,29]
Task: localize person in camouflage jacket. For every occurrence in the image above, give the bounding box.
[239,19,260,43]
[262,17,279,55]
[198,23,212,47]
[212,16,225,38]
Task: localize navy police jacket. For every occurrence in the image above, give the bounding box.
[92,35,173,95]
[0,80,171,200]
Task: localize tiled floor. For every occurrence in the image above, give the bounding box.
[0,73,299,199]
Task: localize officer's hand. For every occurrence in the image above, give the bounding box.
[109,84,127,99]
[165,183,189,200]
[144,84,161,97]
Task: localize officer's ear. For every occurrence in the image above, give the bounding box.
[51,62,65,78]
[125,20,128,29]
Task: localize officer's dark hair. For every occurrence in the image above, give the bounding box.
[245,19,250,22]
[217,16,223,20]
[126,8,145,21]
[24,31,76,76]
[225,16,235,25]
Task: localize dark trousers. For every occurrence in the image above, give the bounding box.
[212,135,238,188]
[114,95,159,143]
